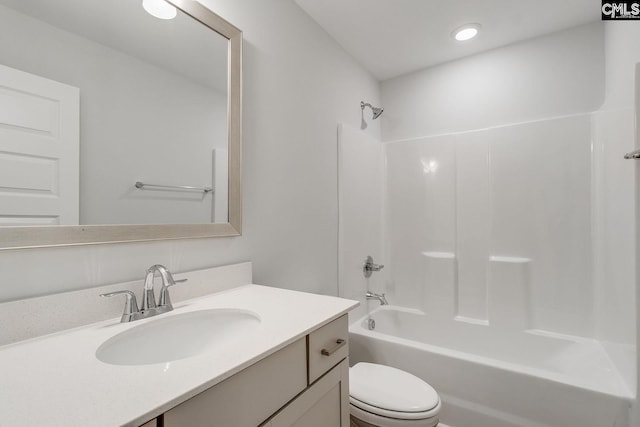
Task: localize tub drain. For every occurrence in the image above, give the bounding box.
[367,318,376,330]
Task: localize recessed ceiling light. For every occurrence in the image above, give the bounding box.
[452,24,481,41]
[142,0,177,20]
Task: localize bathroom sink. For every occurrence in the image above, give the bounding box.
[96,309,261,366]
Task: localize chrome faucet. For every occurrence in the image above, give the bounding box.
[100,264,186,322]
[366,291,389,306]
[142,264,182,312]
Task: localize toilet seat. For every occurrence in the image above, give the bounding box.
[350,396,441,420]
[349,362,441,422]
[350,402,440,427]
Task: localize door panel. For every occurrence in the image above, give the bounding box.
[0,64,79,225]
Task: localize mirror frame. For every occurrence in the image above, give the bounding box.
[0,0,242,250]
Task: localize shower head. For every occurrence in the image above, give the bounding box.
[361,101,384,120]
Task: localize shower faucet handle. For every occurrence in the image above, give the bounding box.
[363,255,384,278]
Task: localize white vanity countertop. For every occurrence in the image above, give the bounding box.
[0,284,358,427]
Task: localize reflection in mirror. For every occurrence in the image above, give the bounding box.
[0,0,242,249]
[0,0,229,225]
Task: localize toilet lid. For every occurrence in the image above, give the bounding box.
[349,363,439,414]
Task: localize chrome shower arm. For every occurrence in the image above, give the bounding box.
[361,100,384,120]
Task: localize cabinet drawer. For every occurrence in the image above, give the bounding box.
[307,315,348,383]
[164,338,307,427]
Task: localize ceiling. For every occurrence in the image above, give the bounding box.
[294,0,601,81]
[0,0,228,93]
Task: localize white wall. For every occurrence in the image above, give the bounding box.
[381,22,604,141]
[0,0,381,302]
[201,0,382,297]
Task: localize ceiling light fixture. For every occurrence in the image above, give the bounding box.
[452,23,481,41]
[142,0,177,20]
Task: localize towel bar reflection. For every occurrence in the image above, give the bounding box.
[135,181,213,193]
[624,149,640,159]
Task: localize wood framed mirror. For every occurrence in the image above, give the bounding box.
[0,0,242,250]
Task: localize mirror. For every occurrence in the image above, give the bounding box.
[0,0,242,249]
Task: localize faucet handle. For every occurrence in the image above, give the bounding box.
[100,290,140,322]
[363,255,385,278]
[159,277,187,307]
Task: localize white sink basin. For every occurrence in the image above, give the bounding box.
[96,309,261,366]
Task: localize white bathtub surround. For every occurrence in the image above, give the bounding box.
[350,307,632,427]
[422,252,457,319]
[0,263,358,426]
[385,114,593,335]
[487,256,531,330]
[591,107,637,407]
[345,112,635,426]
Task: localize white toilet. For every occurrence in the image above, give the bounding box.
[349,362,441,427]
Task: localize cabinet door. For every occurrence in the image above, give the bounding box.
[266,359,349,427]
[164,338,307,427]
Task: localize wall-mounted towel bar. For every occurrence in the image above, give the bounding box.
[624,149,640,159]
[134,181,213,193]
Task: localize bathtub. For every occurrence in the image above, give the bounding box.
[349,306,634,427]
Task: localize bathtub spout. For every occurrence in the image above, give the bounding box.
[366,291,388,305]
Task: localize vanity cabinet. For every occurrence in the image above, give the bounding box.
[157,314,350,427]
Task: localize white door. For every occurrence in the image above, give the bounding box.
[0,63,79,225]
